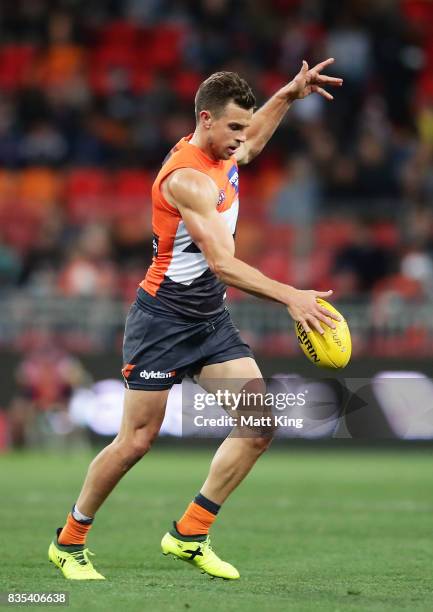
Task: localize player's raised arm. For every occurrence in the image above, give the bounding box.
[162,168,340,334]
[235,58,343,165]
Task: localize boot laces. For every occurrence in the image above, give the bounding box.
[70,548,95,566]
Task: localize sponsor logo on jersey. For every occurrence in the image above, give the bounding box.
[227,165,239,193]
[139,369,176,379]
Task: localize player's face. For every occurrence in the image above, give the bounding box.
[205,102,253,160]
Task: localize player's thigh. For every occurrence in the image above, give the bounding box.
[197,357,264,398]
[117,388,169,438]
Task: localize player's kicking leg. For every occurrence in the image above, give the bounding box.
[161,357,273,580]
[49,388,168,579]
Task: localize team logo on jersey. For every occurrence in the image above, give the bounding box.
[217,189,226,207]
[227,165,239,193]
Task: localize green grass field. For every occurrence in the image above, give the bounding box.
[1,445,433,612]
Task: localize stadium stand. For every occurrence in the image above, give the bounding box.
[0,0,431,355]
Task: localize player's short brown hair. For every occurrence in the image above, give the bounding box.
[195,71,256,121]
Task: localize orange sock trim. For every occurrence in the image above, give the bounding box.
[176,501,217,536]
[58,513,92,545]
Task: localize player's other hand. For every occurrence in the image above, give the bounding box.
[286,288,341,335]
[284,58,343,102]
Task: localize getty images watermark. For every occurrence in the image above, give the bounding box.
[193,388,305,429]
[181,378,309,437]
[181,373,433,439]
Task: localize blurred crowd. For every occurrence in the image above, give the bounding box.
[2,0,433,447]
[0,0,432,308]
[7,333,91,447]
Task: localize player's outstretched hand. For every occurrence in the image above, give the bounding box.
[286,289,341,335]
[284,58,343,102]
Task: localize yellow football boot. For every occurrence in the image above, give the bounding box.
[48,529,105,580]
[161,523,239,580]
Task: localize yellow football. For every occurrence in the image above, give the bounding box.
[294,299,351,368]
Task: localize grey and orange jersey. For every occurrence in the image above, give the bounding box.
[141,135,240,319]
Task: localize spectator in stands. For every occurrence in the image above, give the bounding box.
[354,130,399,200]
[271,154,320,227]
[58,224,118,298]
[333,219,397,298]
[400,241,433,298]
[19,120,68,165]
[18,213,64,289]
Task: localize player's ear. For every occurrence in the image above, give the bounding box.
[200,110,212,129]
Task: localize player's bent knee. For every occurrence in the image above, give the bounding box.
[129,426,159,458]
[114,425,160,466]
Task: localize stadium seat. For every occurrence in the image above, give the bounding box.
[239,172,255,199]
[309,250,333,287]
[89,45,137,94]
[132,67,154,94]
[92,44,136,69]
[260,248,293,284]
[18,168,60,218]
[371,221,400,248]
[373,274,422,299]
[258,71,287,98]
[0,170,18,211]
[64,168,111,223]
[173,71,202,102]
[141,25,185,71]
[0,44,36,91]
[238,174,265,219]
[0,207,41,252]
[314,219,357,250]
[36,45,85,86]
[98,21,140,47]
[111,170,153,216]
[265,223,294,249]
[402,0,433,30]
